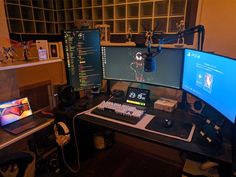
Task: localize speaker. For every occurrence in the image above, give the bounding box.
[54,122,70,147]
[58,85,75,107]
[190,100,205,114]
[111,89,125,98]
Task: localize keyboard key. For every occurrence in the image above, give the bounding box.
[91,101,145,124]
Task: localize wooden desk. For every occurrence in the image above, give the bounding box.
[0,118,54,150]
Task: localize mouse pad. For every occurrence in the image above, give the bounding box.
[145,117,193,139]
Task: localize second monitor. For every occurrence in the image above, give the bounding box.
[101,46,184,89]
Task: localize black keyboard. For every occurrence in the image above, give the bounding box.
[91,107,142,125]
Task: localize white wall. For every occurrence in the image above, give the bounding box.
[196,0,236,58]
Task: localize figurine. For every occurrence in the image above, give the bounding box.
[1,47,17,63]
[8,39,33,62]
[176,20,185,44]
[21,40,33,61]
[127,25,132,42]
[145,29,153,45]
[143,22,160,45]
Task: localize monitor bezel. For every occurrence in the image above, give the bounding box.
[101,45,185,90]
[182,48,236,123]
[63,29,103,91]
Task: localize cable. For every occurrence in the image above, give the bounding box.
[58,109,89,174]
[60,145,79,174]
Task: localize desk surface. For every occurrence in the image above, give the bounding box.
[73,96,232,164]
[0,118,54,150]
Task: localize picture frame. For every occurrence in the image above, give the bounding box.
[58,42,64,59]
[48,42,60,59]
[36,40,49,60]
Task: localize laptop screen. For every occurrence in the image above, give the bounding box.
[0,97,33,126]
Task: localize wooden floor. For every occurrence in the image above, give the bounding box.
[66,143,183,177]
[36,142,183,177]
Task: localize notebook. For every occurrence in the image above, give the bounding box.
[0,97,48,134]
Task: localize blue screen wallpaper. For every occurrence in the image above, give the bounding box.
[183,49,236,123]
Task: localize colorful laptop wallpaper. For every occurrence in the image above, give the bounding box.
[0,97,33,126]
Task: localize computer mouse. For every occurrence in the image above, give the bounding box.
[162,119,173,128]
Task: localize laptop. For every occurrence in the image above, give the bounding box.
[0,97,48,135]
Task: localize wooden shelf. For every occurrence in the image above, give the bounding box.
[21,6,34,20]
[4,0,188,35]
[127,3,139,18]
[140,2,153,17]
[5,0,55,34]
[33,8,44,21]
[0,59,63,71]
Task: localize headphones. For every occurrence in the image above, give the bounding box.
[54,122,70,147]
[54,119,81,173]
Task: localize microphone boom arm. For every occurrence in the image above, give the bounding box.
[142,25,205,73]
[143,25,205,61]
[159,25,205,51]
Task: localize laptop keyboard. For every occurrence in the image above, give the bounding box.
[4,117,47,134]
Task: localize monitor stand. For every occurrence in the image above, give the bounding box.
[106,80,111,96]
[75,90,80,100]
[180,91,190,111]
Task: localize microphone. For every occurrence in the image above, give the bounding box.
[143,41,162,72]
[144,55,157,72]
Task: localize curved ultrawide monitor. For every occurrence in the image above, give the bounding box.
[101,46,184,89]
[182,49,236,123]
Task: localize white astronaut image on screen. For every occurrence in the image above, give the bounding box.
[130,51,145,82]
[203,73,213,93]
